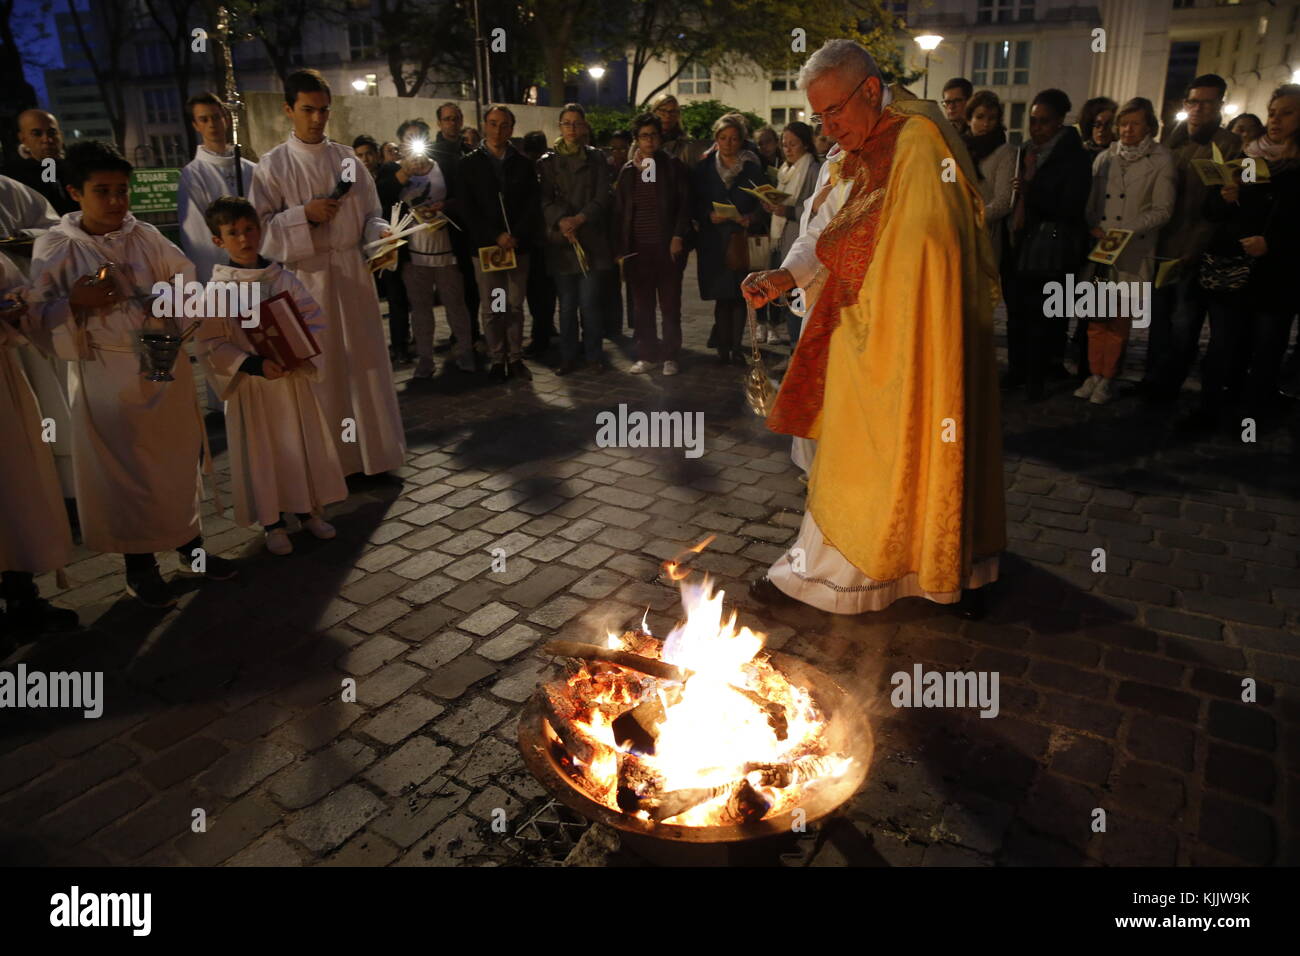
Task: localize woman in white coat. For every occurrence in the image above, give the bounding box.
[962,91,1016,270]
[1075,97,1176,404]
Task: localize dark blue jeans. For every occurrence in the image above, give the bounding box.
[1147,267,1204,389]
[554,271,604,363]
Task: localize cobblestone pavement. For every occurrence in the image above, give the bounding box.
[3,266,1297,867]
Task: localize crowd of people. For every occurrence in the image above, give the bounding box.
[1,52,1298,638]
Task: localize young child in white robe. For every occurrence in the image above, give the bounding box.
[197,197,348,554]
[28,141,237,609]
[0,251,77,647]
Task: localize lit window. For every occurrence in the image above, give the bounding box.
[976,0,1035,25]
[678,62,711,96]
[771,108,787,126]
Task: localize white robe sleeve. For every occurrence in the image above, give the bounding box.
[4,178,59,236]
[250,160,315,264]
[28,237,86,360]
[781,160,836,288]
[177,165,214,268]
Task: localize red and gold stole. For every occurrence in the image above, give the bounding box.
[767,108,908,438]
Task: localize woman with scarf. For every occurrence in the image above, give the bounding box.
[1190,84,1300,430]
[538,103,614,375]
[757,122,820,346]
[962,91,1016,270]
[693,114,766,365]
[1074,97,1176,405]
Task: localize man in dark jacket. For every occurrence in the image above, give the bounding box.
[1143,74,1242,400]
[431,102,481,333]
[1003,88,1093,401]
[456,105,542,381]
[3,110,77,215]
[613,113,692,374]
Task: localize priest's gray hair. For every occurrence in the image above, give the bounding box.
[798,39,882,91]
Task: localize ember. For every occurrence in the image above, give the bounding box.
[538,568,854,828]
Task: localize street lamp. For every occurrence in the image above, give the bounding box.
[915,34,943,100]
[1176,110,1189,122]
[588,65,606,106]
[1224,103,1240,117]
[351,78,368,93]
[1292,68,1300,83]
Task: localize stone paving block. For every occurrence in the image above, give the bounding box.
[40,778,152,846]
[451,735,525,786]
[369,775,472,848]
[432,697,510,747]
[459,601,518,636]
[527,595,590,629]
[275,701,366,753]
[501,565,583,607]
[408,631,474,670]
[423,655,499,700]
[490,659,554,703]
[360,695,447,746]
[358,661,426,708]
[93,787,199,862]
[283,784,387,853]
[196,740,297,800]
[228,835,304,866]
[268,739,377,810]
[561,542,616,570]
[141,737,229,791]
[337,634,409,677]
[477,624,542,662]
[175,794,283,866]
[396,813,485,866]
[364,737,454,795]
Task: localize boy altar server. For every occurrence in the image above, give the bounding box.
[177,93,259,283]
[248,69,405,478]
[198,197,347,554]
[29,141,236,608]
[0,251,77,642]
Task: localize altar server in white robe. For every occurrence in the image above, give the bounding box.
[0,173,75,498]
[197,196,348,553]
[247,69,405,478]
[28,141,237,609]
[0,251,77,639]
[177,93,258,283]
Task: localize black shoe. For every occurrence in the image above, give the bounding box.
[955,587,986,621]
[125,568,177,608]
[557,360,579,376]
[716,349,729,366]
[175,552,239,581]
[488,363,508,383]
[5,597,79,633]
[731,348,749,367]
[507,360,533,381]
[748,576,798,608]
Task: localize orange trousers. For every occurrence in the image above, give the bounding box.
[1087,316,1132,379]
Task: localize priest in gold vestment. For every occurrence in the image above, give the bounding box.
[743,40,1005,616]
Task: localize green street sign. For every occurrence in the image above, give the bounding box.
[131,168,181,214]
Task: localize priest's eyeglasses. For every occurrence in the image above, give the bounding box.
[810,73,872,127]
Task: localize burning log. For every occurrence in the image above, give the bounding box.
[744,753,846,789]
[612,685,683,755]
[727,685,789,741]
[643,777,772,825]
[724,778,771,825]
[541,640,688,682]
[542,683,615,769]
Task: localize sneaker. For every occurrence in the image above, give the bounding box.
[507,360,532,381]
[175,552,239,580]
[125,568,177,608]
[412,356,435,379]
[1089,378,1115,405]
[755,325,769,344]
[662,360,679,376]
[629,360,653,374]
[265,528,293,555]
[303,516,336,540]
[1073,374,1102,399]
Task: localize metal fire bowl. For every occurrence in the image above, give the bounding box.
[518,652,873,844]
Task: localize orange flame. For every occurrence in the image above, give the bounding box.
[662,535,716,581]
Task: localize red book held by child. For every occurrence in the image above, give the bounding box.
[246,290,321,370]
